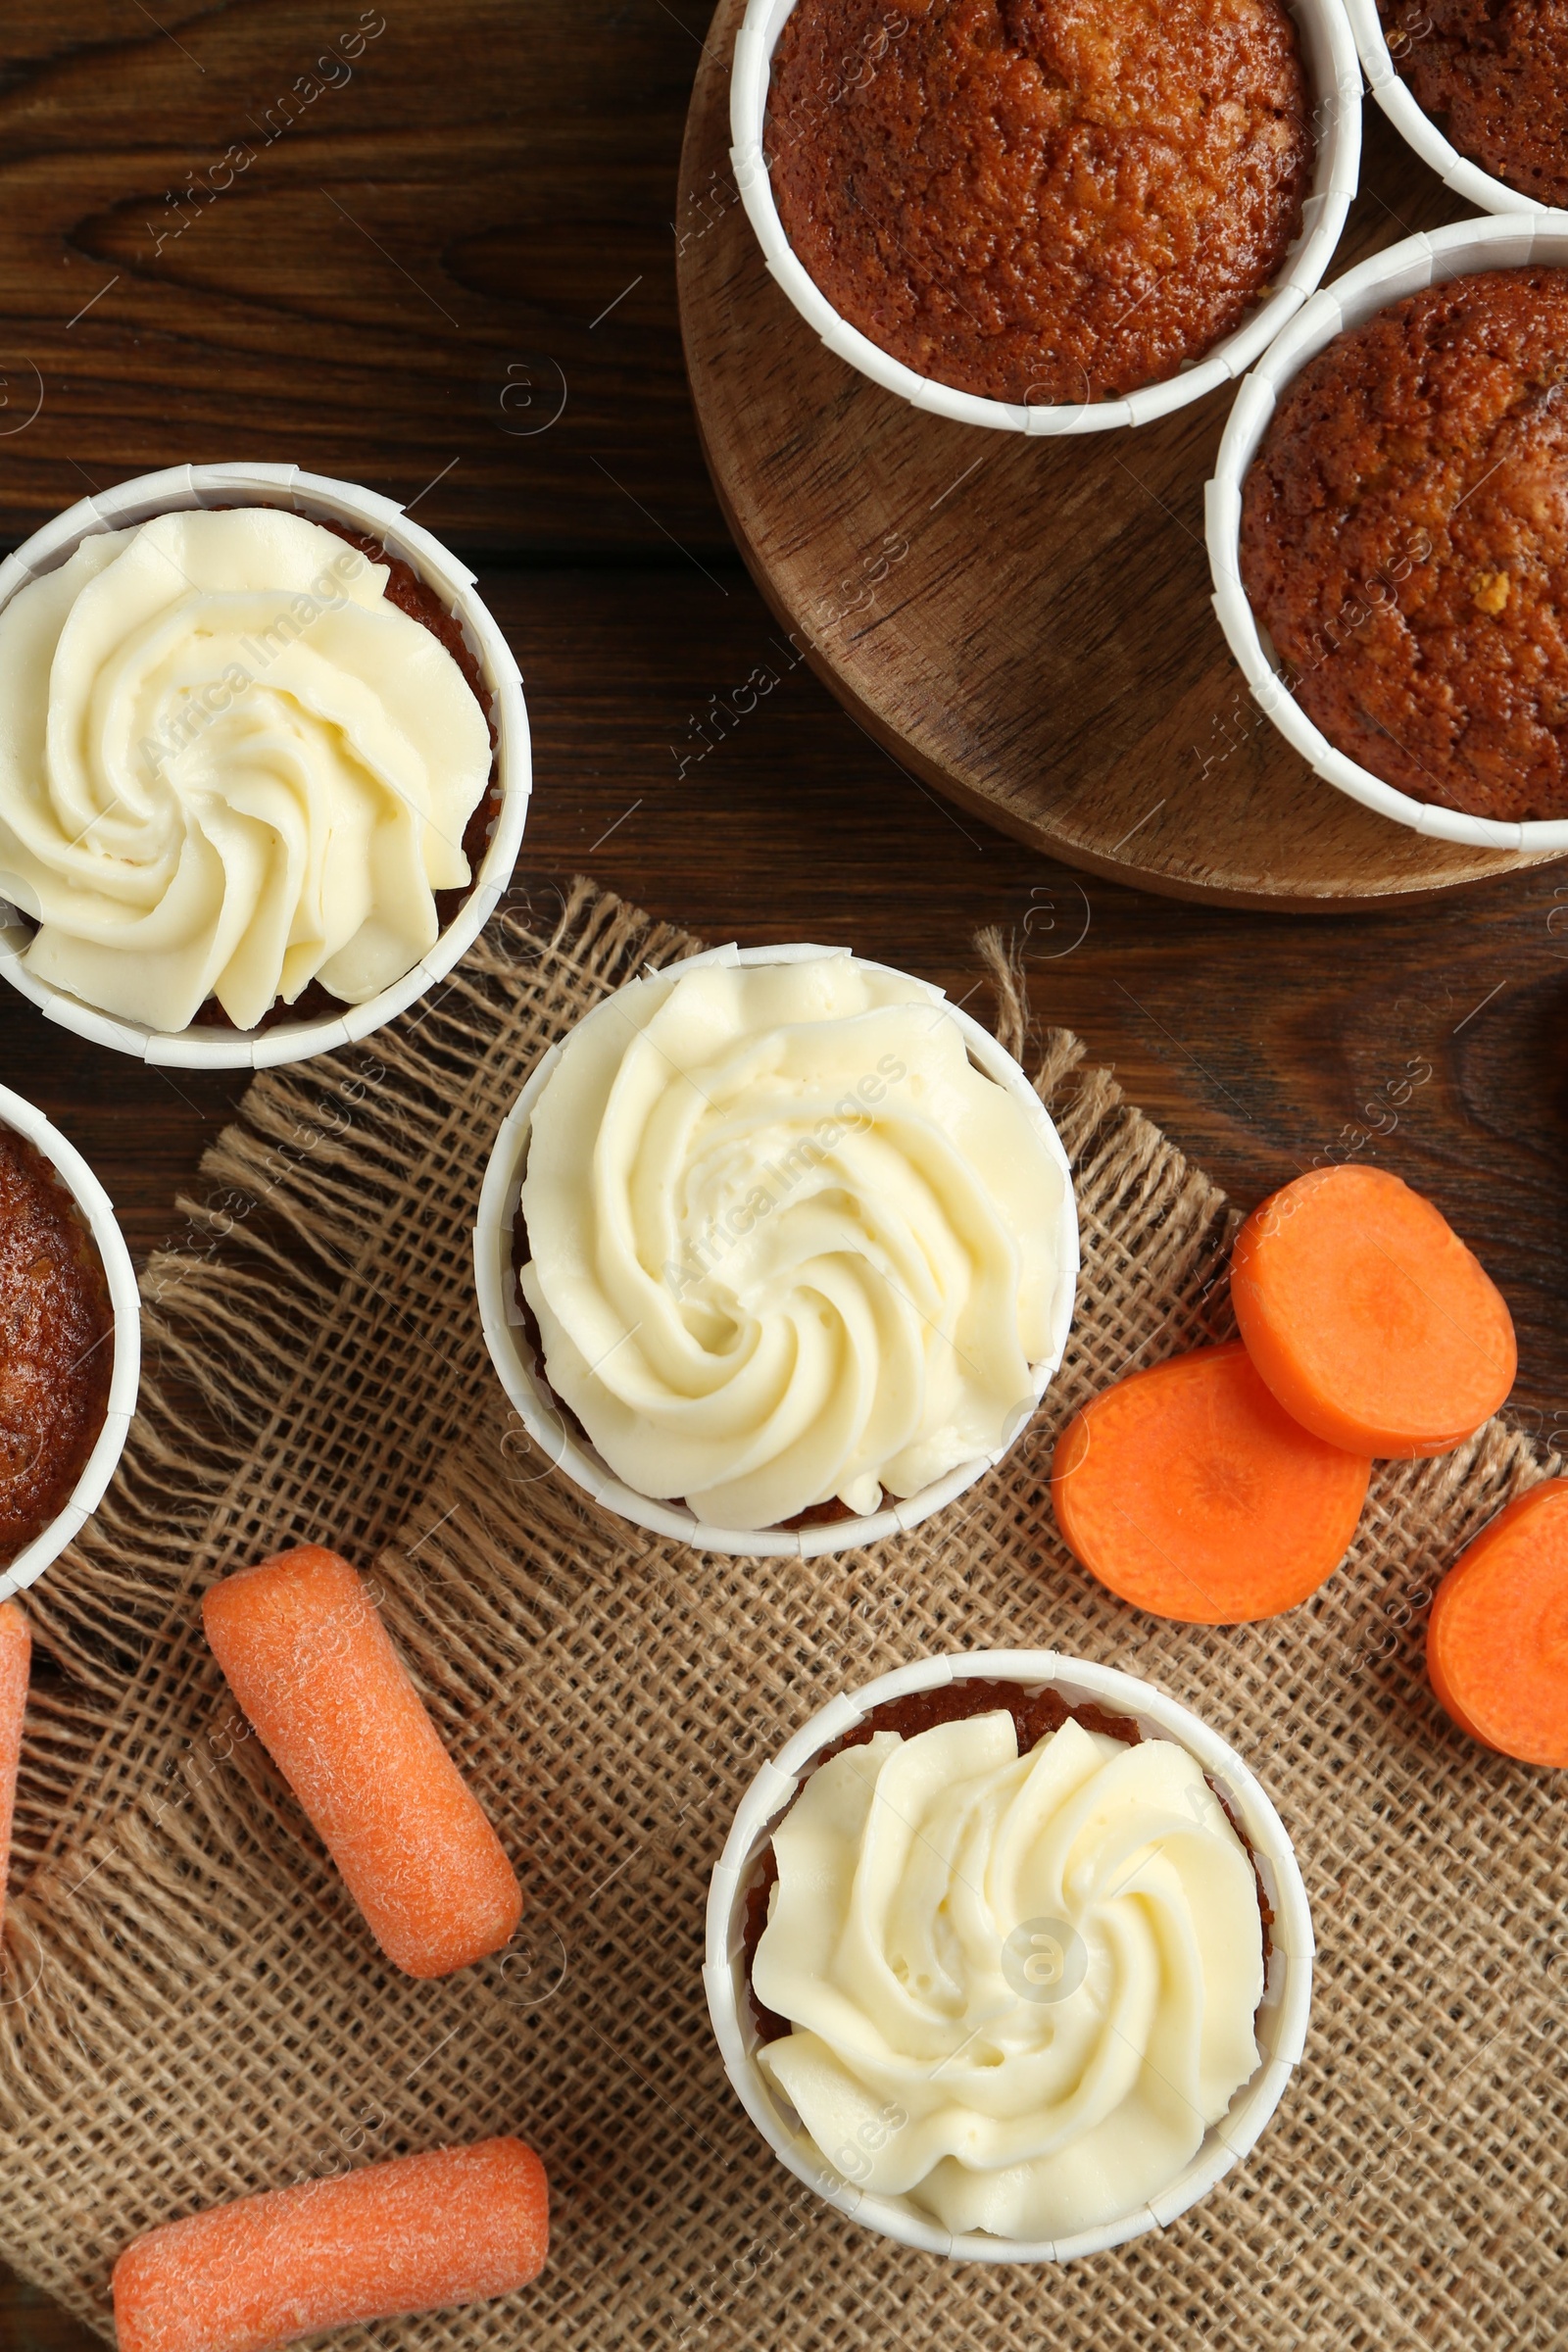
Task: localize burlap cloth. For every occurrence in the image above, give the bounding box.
[0,879,1562,2350]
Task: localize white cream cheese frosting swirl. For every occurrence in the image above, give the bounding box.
[0,506,492,1031]
[753,1711,1264,2240]
[518,954,1066,1530]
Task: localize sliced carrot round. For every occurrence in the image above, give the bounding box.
[1231,1165,1515,1459]
[1427,1480,1568,1768]
[1051,1342,1370,1624]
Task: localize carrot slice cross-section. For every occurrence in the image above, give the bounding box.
[1427,1480,1568,1768]
[1231,1165,1516,1459]
[1051,1342,1370,1624]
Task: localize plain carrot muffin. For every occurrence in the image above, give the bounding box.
[764,0,1311,405]
[0,1125,114,1562]
[1240,269,1568,825]
[1377,0,1568,207]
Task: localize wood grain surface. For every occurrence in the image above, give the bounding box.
[1,3,1567,2346]
[678,0,1568,906]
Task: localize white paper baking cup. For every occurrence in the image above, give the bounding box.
[0,463,531,1069]
[1208,215,1568,852]
[1345,0,1568,220]
[729,0,1361,435]
[0,1086,139,1604]
[473,942,1080,1559]
[706,1647,1313,2262]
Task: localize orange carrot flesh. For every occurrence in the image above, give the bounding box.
[0,1603,28,1948]
[202,1546,520,1978]
[1427,1479,1568,1768]
[1051,1343,1370,1624]
[112,2135,549,2352]
[1231,1165,1516,1459]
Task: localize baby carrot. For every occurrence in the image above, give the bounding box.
[0,1602,28,1946]
[202,1545,520,1978]
[1052,1342,1370,1623]
[1427,1479,1568,1768]
[112,2135,549,2352]
[1231,1165,1516,1458]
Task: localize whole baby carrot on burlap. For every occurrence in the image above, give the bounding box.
[202,1544,520,1977]
[112,2135,549,2352]
[0,1601,29,1944]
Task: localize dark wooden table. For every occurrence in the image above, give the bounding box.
[1,4,1566,2343]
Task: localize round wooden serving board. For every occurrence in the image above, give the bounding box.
[676,0,1566,908]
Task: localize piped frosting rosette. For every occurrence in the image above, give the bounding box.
[753,1711,1265,2240]
[517,954,1069,1532]
[0,506,492,1032]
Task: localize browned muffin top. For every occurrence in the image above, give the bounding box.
[1240,269,1568,826]
[765,0,1311,407]
[0,1125,115,1564]
[1378,0,1568,208]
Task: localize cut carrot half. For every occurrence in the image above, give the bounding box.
[1052,1343,1370,1624]
[1231,1165,1516,1459]
[1427,1480,1568,1768]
